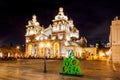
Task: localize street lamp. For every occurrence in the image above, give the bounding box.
[16,46,20,58]
[40,41,51,73]
[16,46,20,49]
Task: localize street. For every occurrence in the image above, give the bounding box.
[0,59,120,80]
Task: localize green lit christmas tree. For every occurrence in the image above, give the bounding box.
[60,50,83,76]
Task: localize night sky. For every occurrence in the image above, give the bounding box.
[0,0,120,46]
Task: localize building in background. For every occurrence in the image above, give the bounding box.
[110,16,120,63]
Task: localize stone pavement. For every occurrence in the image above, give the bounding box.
[0,59,120,80]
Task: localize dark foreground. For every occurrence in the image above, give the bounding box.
[0,59,120,80]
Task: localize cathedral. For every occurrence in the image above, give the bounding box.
[25,7,82,58]
[25,7,110,60]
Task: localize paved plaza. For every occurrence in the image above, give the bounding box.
[0,59,120,80]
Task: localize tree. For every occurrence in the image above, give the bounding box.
[0,44,24,57]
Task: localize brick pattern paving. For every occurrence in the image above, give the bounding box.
[0,59,120,80]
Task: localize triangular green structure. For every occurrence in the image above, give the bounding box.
[60,50,83,76]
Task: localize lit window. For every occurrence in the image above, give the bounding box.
[40,43,44,48]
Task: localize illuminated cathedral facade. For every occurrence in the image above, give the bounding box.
[25,7,81,58]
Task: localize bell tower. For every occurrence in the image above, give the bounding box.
[25,15,43,57]
[51,7,79,41]
[25,15,42,43]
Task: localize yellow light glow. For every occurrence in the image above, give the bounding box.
[26,39,29,43]
[36,36,39,40]
[45,37,48,40]
[52,36,56,40]
[99,52,105,57]
[40,43,44,48]
[106,50,111,55]
[16,46,20,49]
[46,42,51,48]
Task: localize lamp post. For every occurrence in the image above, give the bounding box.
[40,41,51,73]
[44,47,46,73]
[16,46,20,58]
